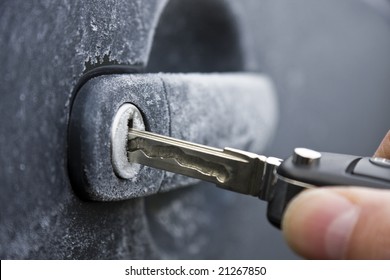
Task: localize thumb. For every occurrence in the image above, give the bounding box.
[282,187,390,259]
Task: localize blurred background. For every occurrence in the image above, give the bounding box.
[1,0,389,259]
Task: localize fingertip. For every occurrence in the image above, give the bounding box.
[374,130,390,158]
[282,189,359,259]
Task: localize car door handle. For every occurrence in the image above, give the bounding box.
[68,70,278,201]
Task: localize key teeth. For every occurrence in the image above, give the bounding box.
[126,129,274,198]
[127,139,230,184]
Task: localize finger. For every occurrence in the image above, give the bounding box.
[374,130,390,158]
[282,187,390,259]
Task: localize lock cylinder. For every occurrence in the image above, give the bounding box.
[111,103,145,180]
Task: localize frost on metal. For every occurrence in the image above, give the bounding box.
[159,73,278,191]
[70,73,277,201]
[0,0,278,259]
[0,0,169,259]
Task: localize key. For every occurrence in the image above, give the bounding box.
[127,128,283,201]
[127,128,390,228]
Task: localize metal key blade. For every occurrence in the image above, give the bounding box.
[127,129,280,198]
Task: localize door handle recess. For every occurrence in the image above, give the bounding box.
[68,72,277,201]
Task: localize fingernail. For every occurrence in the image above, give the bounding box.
[324,200,360,259]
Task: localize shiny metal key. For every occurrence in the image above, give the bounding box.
[127,129,390,229]
[127,129,282,201]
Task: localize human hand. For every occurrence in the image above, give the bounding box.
[282,131,390,259]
